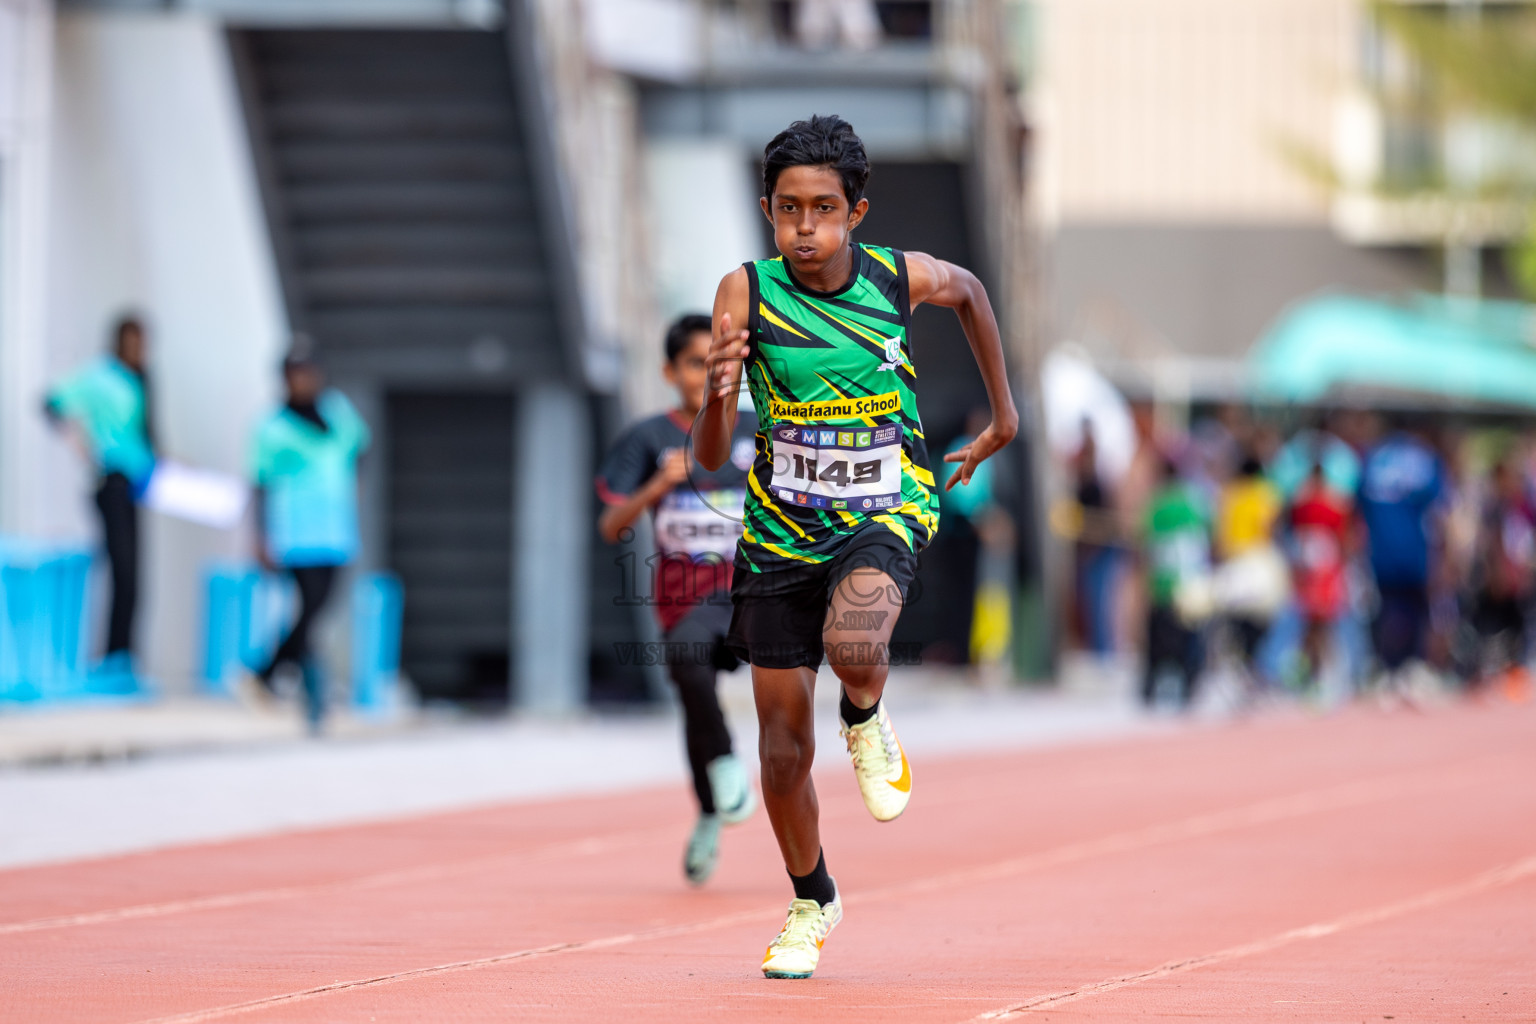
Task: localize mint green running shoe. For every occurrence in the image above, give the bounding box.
[707,753,757,826]
[684,813,721,886]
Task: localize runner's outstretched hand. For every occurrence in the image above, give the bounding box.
[943,421,1016,491]
[706,312,751,403]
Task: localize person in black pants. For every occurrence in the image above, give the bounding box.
[248,346,371,732]
[595,314,759,886]
[45,316,157,683]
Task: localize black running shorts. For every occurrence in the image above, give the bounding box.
[725,524,918,669]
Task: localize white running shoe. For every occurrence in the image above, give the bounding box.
[761,882,842,979]
[683,814,721,886]
[839,701,911,822]
[707,753,756,826]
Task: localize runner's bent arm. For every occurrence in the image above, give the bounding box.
[597,450,687,544]
[904,252,1019,490]
[695,268,752,471]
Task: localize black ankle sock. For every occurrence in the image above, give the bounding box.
[839,690,878,727]
[788,849,836,907]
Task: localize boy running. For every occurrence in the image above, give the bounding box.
[595,314,758,885]
[693,115,1017,978]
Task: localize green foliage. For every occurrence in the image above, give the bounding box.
[1371,2,1536,289]
[1509,210,1536,301]
[1370,1,1536,123]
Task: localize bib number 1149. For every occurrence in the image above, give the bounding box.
[788,453,881,486]
[770,423,901,511]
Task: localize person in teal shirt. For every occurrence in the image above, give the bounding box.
[44,315,156,676]
[248,346,370,731]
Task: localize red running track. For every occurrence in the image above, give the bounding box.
[5,701,1535,1023]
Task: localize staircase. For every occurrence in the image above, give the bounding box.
[386,392,514,705]
[232,28,563,704]
[232,28,564,382]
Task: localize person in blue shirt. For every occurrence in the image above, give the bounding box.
[248,346,370,731]
[44,315,157,678]
[1357,421,1447,684]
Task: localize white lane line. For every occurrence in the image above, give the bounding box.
[126,759,1499,1024]
[846,756,1496,906]
[133,907,776,1024]
[8,750,1497,940]
[966,854,1536,1020]
[0,827,676,937]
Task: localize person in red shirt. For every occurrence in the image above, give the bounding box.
[595,315,760,885]
[1287,461,1352,692]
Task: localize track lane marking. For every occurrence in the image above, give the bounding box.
[4,749,1504,940]
[965,854,1536,1020]
[125,757,1505,1024]
[131,907,778,1024]
[845,755,1502,905]
[0,827,678,937]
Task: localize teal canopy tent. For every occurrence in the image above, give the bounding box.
[1249,293,1536,410]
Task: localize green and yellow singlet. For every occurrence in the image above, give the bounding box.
[736,243,939,572]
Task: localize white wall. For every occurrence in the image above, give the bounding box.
[0,0,55,538]
[1033,0,1353,226]
[636,137,760,416]
[41,13,288,686]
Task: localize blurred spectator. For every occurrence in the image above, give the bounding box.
[1216,454,1282,685]
[1287,460,1353,694]
[1187,404,1247,499]
[941,408,1016,668]
[1466,459,1535,690]
[793,0,882,49]
[1071,419,1119,655]
[1116,401,1162,659]
[1357,420,1448,688]
[1142,457,1211,709]
[43,315,156,683]
[246,345,371,734]
[1271,421,1360,501]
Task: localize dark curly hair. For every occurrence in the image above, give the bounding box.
[762,114,870,207]
[664,313,712,364]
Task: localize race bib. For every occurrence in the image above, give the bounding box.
[653,488,744,558]
[769,423,902,513]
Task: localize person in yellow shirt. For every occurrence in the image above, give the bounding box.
[1217,456,1283,683]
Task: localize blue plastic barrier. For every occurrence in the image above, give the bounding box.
[351,572,404,714]
[202,566,404,711]
[0,538,127,704]
[201,565,294,696]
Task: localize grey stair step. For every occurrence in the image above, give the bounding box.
[317,347,562,383]
[259,65,513,100]
[285,181,532,221]
[388,559,509,586]
[293,224,538,268]
[265,101,517,141]
[277,141,525,182]
[396,621,512,648]
[252,30,506,64]
[391,585,511,611]
[307,306,556,344]
[388,476,516,499]
[390,526,511,551]
[304,266,548,306]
